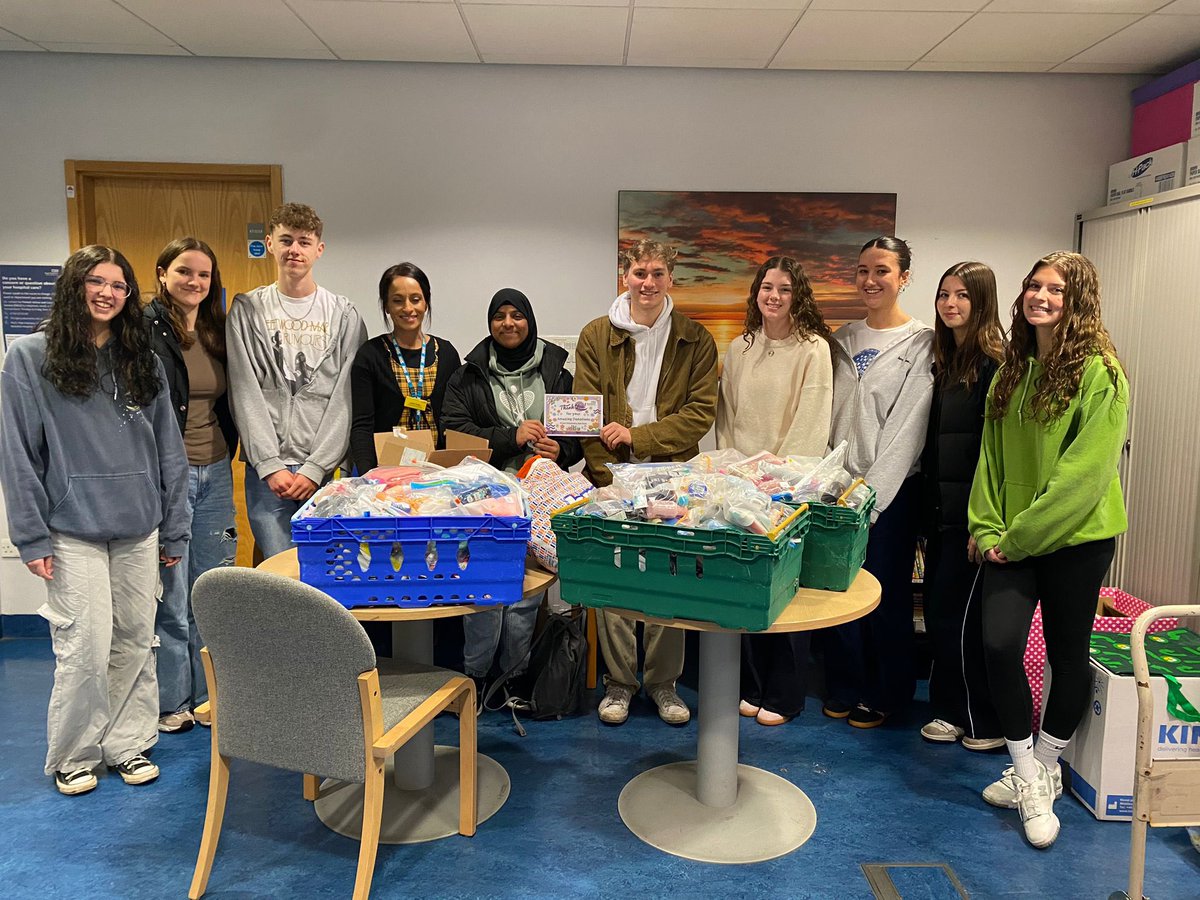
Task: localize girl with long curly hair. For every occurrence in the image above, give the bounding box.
[919,262,1005,751]
[0,245,189,796]
[969,251,1128,849]
[716,255,833,726]
[145,238,239,734]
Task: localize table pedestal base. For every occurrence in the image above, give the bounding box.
[314,746,509,844]
[617,761,817,864]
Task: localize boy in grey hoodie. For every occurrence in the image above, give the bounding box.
[226,203,366,559]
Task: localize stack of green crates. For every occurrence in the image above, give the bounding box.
[797,486,876,591]
[550,503,810,631]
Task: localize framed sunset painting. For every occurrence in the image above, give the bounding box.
[617,190,897,359]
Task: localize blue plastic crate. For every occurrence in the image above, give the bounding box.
[291,509,531,609]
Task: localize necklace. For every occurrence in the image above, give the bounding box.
[276,285,319,321]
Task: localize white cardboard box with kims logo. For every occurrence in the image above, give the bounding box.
[1106,142,1188,205]
[1055,659,1200,822]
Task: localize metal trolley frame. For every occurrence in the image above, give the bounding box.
[1112,605,1200,900]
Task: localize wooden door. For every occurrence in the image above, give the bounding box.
[65,160,284,567]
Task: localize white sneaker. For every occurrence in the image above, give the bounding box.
[921,719,964,743]
[1014,762,1060,848]
[598,684,634,725]
[982,763,1063,809]
[648,685,691,725]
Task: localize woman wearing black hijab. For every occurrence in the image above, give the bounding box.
[442,288,582,474]
[443,289,582,702]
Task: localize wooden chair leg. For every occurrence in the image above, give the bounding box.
[459,681,478,837]
[586,607,598,690]
[303,774,320,801]
[352,760,385,900]
[188,751,231,899]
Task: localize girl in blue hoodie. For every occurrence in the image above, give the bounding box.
[0,246,189,796]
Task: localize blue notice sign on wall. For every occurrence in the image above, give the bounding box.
[1,264,60,350]
[248,240,267,259]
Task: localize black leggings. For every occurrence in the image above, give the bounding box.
[982,538,1115,741]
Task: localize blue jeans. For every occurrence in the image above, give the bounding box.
[462,591,543,679]
[244,463,305,560]
[155,456,237,714]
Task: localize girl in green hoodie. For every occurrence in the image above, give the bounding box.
[968,251,1128,850]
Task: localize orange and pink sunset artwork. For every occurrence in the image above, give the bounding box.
[617,190,897,358]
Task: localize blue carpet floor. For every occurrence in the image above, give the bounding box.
[2,634,1198,899]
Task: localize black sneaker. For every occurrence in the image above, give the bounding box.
[821,699,853,719]
[113,755,160,785]
[848,704,888,729]
[55,768,97,796]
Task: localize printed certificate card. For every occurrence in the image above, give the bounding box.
[544,394,603,437]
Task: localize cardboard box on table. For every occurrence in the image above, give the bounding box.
[372,429,491,468]
[1056,625,1200,822]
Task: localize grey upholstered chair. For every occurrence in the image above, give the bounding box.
[187,567,477,900]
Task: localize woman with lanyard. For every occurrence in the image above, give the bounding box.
[350,262,462,473]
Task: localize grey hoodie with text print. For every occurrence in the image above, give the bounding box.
[830,319,935,523]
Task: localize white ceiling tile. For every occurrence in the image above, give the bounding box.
[628,7,798,66]
[810,0,983,9]
[289,0,477,62]
[465,5,627,66]
[775,10,968,65]
[40,42,189,54]
[466,0,628,5]
[1051,60,1171,73]
[921,11,1142,63]
[1158,0,1200,12]
[986,0,1163,11]
[1066,13,1200,65]
[228,47,338,59]
[0,0,176,44]
[771,58,913,69]
[119,0,327,55]
[637,0,807,8]
[630,57,781,68]
[910,59,1054,71]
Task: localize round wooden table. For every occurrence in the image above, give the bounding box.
[603,568,881,864]
[256,547,556,844]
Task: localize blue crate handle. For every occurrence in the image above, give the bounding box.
[297,512,528,544]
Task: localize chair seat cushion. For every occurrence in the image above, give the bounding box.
[378,664,464,731]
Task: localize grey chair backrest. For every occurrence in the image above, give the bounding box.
[192,567,378,783]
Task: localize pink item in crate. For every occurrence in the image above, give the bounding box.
[1024,588,1179,734]
[520,458,593,572]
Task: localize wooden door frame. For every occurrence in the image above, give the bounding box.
[64,160,284,251]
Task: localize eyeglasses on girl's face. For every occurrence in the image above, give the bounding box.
[83,275,131,299]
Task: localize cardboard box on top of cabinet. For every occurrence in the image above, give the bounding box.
[1107,142,1188,205]
[1187,136,1200,187]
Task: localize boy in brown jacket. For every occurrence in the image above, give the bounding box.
[573,240,718,725]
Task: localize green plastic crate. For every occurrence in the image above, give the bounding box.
[550,504,810,631]
[797,487,876,591]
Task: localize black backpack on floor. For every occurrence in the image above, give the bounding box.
[486,607,588,735]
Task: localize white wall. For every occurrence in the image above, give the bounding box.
[0,52,1138,614]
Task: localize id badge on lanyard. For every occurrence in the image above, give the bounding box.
[391,337,430,419]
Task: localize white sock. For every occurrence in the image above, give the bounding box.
[1034,731,1070,773]
[1007,736,1037,782]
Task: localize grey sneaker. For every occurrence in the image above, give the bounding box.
[158,709,195,733]
[598,684,634,725]
[648,685,691,725]
[983,763,1062,809]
